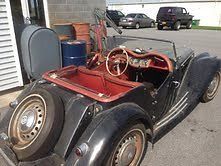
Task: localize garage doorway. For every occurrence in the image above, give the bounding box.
[9,0,50,84]
[20,0,46,26]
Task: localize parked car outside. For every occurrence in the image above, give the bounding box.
[106,10,125,26]
[119,13,155,29]
[156,7,193,30]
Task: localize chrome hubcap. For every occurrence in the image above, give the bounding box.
[19,110,36,133]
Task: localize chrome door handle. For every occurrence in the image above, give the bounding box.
[172,81,180,88]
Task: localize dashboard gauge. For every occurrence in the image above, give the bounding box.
[129,56,151,68]
[133,59,139,64]
[140,60,146,67]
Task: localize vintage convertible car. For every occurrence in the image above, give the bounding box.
[0,36,220,166]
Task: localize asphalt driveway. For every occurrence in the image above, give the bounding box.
[108,28,221,166]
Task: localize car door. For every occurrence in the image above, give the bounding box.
[175,7,182,23]
[142,14,150,27]
[112,11,119,25]
[153,57,192,122]
[152,49,194,121]
[136,14,143,27]
[151,74,174,122]
[181,8,189,24]
[165,49,194,113]
[116,11,125,25]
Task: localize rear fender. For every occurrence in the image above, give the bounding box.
[66,103,153,166]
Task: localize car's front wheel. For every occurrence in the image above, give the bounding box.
[157,24,163,30]
[200,72,220,103]
[186,20,192,29]
[150,22,155,28]
[8,88,64,161]
[106,123,148,166]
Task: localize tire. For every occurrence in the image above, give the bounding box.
[150,22,155,28]
[8,88,64,161]
[173,21,181,30]
[157,24,163,30]
[122,26,126,29]
[135,23,140,29]
[105,123,148,166]
[186,20,192,29]
[200,72,220,103]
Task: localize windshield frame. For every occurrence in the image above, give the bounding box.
[111,35,178,61]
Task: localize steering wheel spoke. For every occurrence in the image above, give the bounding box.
[106,48,129,77]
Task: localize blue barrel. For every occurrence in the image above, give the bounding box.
[61,40,87,67]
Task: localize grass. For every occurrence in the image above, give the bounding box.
[192,25,221,31]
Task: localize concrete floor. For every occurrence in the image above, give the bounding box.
[0,90,21,108]
[108,28,221,166]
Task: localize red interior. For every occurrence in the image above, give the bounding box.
[43,49,173,102]
[43,66,141,102]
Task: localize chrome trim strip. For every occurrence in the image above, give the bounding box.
[156,91,189,126]
[160,97,187,124]
[155,103,188,130]
[169,92,189,113]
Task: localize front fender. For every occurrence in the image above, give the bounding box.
[189,53,220,96]
[66,103,153,166]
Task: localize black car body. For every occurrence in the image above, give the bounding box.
[106,10,125,26]
[0,36,220,166]
[119,13,155,29]
[156,7,194,30]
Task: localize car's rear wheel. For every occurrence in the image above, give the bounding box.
[200,72,220,103]
[186,20,192,29]
[8,88,64,161]
[157,24,163,30]
[135,23,140,29]
[106,123,148,166]
[173,21,181,30]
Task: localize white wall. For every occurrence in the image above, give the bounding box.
[108,2,221,26]
[0,0,23,91]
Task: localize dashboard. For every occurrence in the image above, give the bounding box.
[129,56,151,68]
[106,47,173,72]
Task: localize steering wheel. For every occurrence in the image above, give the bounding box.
[106,48,129,77]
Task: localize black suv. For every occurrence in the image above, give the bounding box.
[106,10,125,26]
[156,7,193,30]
